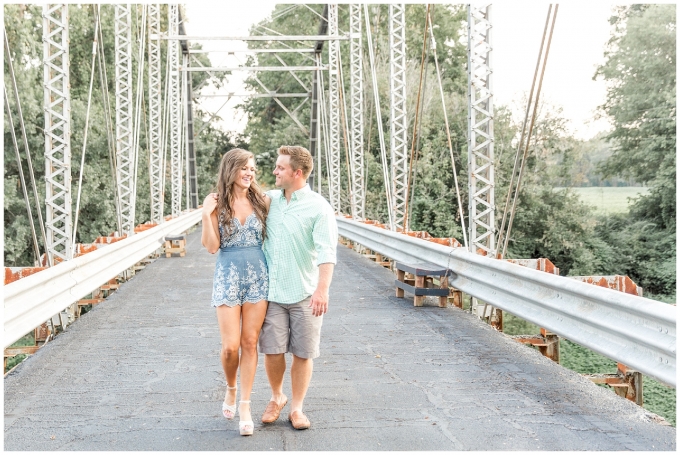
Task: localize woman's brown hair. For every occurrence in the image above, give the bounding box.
[215,148,267,239]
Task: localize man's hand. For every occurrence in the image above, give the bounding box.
[308,263,334,317]
[309,287,329,317]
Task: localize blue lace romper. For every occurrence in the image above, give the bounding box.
[210,211,269,307]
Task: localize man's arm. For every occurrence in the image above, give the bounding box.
[309,203,338,317]
[309,263,335,317]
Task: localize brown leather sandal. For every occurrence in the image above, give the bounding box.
[288,410,311,430]
[261,396,287,423]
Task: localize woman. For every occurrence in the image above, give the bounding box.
[201,148,271,436]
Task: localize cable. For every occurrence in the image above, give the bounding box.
[95,5,122,235]
[4,83,40,264]
[336,47,355,216]
[72,10,100,253]
[363,4,394,230]
[4,30,50,265]
[427,8,468,248]
[500,5,558,258]
[403,4,431,232]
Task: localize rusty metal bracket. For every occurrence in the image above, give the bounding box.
[583,363,643,406]
[512,328,560,363]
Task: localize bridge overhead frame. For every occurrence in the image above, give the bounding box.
[42,4,73,263]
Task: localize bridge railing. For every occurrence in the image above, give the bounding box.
[336,216,676,387]
[4,209,202,349]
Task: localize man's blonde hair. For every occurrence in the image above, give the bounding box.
[278,145,313,179]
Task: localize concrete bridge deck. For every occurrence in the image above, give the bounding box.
[3,230,676,450]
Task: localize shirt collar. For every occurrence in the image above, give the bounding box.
[280,184,311,202]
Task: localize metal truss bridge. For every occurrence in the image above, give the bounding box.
[3,4,676,450]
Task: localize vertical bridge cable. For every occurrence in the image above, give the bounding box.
[467,4,495,257]
[4,84,41,264]
[318,66,333,200]
[337,45,355,217]
[72,12,100,253]
[43,4,73,263]
[427,8,468,248]
[4,31,50,264]
[131,5,147,227]
[389,4,408,231]
[95,5,122,235]
[363,4,394,230]
[403,4,431,232]
[498,5,558,258]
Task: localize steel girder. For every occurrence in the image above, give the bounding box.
[168,5,183,217]
[43,4,73,263]
[389,4,408,230]
[349,4,364,219]
[327,4,341,212]
[114,5,136,236]
[467,5,495,256]
[148,4,163,223]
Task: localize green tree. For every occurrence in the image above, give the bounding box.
[595,4,676,229]
[591,5,676,297]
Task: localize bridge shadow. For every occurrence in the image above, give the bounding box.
[3,230,675,450]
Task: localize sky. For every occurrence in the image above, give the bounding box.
[184,2,615,141]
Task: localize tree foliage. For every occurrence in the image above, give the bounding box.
[591,5,676,297]
[596,4,676,228]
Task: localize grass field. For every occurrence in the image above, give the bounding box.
[555,186,649,214]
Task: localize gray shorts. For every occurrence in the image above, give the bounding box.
[258,297,323,359]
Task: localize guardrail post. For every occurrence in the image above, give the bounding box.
[582,363,643,406]
[539,328,559,363]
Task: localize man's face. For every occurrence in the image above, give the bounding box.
[273,154,296,189]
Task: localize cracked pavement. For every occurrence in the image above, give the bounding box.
[3,229,676,450]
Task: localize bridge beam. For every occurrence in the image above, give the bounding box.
[42,4,73,263]
[168,5,183,217]
[308,5,328,192]
[148,4,163,223]
[327,4,341,212]
[114,5,136,236]
[467,4,496,256]
[389,4,408,230]
[349,4,365,219]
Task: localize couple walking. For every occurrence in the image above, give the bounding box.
[201,145,338,436]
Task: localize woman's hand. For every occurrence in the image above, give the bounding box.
[202,193,218,217]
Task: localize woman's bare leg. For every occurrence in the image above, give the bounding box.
[216,305,242,409]
[238,300,268,422]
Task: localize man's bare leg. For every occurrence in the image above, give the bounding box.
[290,355,313,413]
[264,353,287,405]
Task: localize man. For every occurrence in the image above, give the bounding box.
[259,145,338,430]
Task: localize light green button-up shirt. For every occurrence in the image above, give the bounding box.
[264,185,338,304]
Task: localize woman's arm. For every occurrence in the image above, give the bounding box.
[201,193,221,254]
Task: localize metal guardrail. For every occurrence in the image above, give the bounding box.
[4,209,202,348]
[337,217,676,387]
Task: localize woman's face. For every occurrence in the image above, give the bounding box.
[233,157,256,191]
